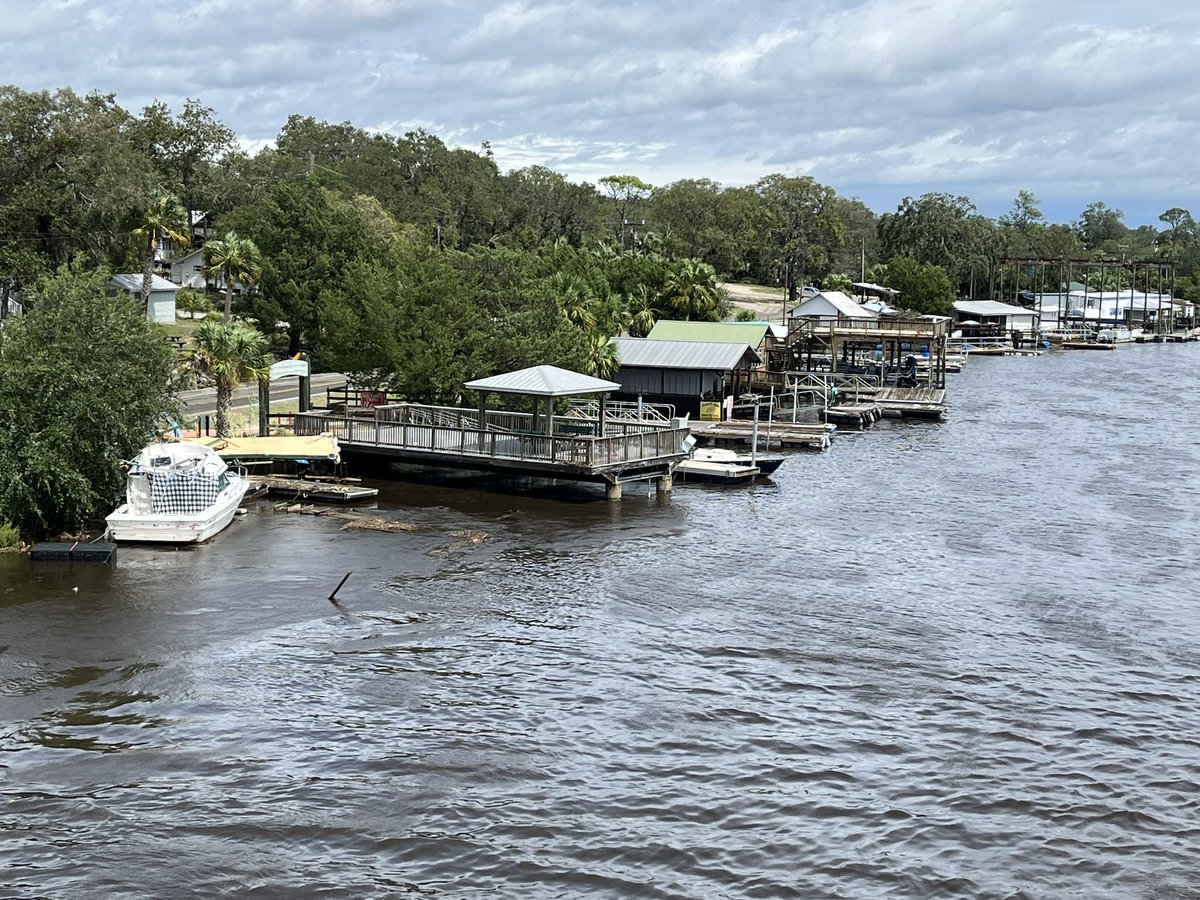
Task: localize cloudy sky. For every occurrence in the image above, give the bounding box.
[2,0,1197,227]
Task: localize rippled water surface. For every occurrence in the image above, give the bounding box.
[3,346,1200,898]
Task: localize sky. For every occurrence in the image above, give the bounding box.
[1,0,1197,228]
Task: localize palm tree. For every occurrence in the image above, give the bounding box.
[551,271,597,332]
[585,333,620,380]
[190,320,270,438]
[663,259,720,320]
[626,285,659,337]
[589,293,630,336]
[203,232,264,321]
[132,190,190,311]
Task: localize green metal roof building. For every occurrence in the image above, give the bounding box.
[647,320,773,349]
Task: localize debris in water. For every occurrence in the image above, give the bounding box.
[341,518,419,534]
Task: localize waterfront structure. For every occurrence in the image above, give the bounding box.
[610,337,761,420]
[953,300,1039,335]
[787,290,878,324]
[294,365,690,500]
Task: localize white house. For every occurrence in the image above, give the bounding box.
[169,247,211,289]
[788,290,877,322]
[109,274,180,324]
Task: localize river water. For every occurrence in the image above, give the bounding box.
[3,345,1200,898]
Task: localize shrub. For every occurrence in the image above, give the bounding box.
[0,521,21,549]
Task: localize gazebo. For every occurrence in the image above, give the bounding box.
[463,364,621,437]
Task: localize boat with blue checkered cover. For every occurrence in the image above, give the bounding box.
[105,442,249,543]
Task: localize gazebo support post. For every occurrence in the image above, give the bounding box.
[598,394,607,437]
[606,481,622,501]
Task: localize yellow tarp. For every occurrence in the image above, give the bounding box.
[184,433,340,462]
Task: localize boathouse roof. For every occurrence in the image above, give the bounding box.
[464,365,620,397]
[954,300,1036,317]
[647,320,771,346]
[611,337,760,370]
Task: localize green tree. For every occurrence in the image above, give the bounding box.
[203,231,263,321]
[224,179,371,356]
[189,319,270,438]
[0,264,176,538]
[131,189,189,309]
[599,175,653,247]
[884,255,954,316]
[586,334,620,380]
[999,190,1047,233]
[663,259,722,320]
[1074,202,1128,252]
[878,192,995,289]
[1158,207,1196,262]
[821,272,855,294]
[496,166,602,248]
[626,285,658,337]
[134,99,237,214]
[0,87,158,286]
[754,174,844,303]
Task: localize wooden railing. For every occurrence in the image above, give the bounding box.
[293,408,690,472]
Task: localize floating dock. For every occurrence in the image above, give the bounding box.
[1061,341,1117,351]
[693,420,834,450]
[30,541,116,563]
[823,403,881,429]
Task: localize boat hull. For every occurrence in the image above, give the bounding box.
[106,478,248,543]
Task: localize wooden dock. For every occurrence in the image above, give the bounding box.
[246,475,380,503]
[293,404,690,499]
[823,402,881,429]
[693,420,834,450]
[1061,341,1117,351]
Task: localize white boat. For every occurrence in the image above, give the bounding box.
[106,442,248,543]
[675,447,785,485]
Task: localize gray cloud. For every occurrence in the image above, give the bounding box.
[0,0,1197,225]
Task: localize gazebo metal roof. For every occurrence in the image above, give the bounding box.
[464,365,620,397]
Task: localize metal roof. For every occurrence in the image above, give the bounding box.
[110,274,180,293]
[789,290,876,319]
[612,338,760,371]
[464,365,620,397]
[954,300,1036,317]
[647,320,771,345]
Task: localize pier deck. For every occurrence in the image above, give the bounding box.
[293,404,690,489]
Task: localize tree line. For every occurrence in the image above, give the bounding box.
[3,84,1200,538]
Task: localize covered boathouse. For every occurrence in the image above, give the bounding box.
[609,337,762,420]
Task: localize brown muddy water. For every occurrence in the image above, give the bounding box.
[2,345,1200,898]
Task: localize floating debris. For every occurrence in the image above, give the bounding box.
[340,518,419,534]
[429,530,489,556]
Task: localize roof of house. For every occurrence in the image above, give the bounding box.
[110,274,180,293]
[612,337,761,371]
[789,290,876,319]
[169,247,205,264]
[463,365,620,397]
[954,300,1036,317]
[647,320,771,345]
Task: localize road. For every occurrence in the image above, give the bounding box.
[179,372,349,418]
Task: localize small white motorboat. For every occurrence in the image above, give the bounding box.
[675,447,785,485]
[106,442,248,543]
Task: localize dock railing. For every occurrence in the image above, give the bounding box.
[292,403,690,472]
